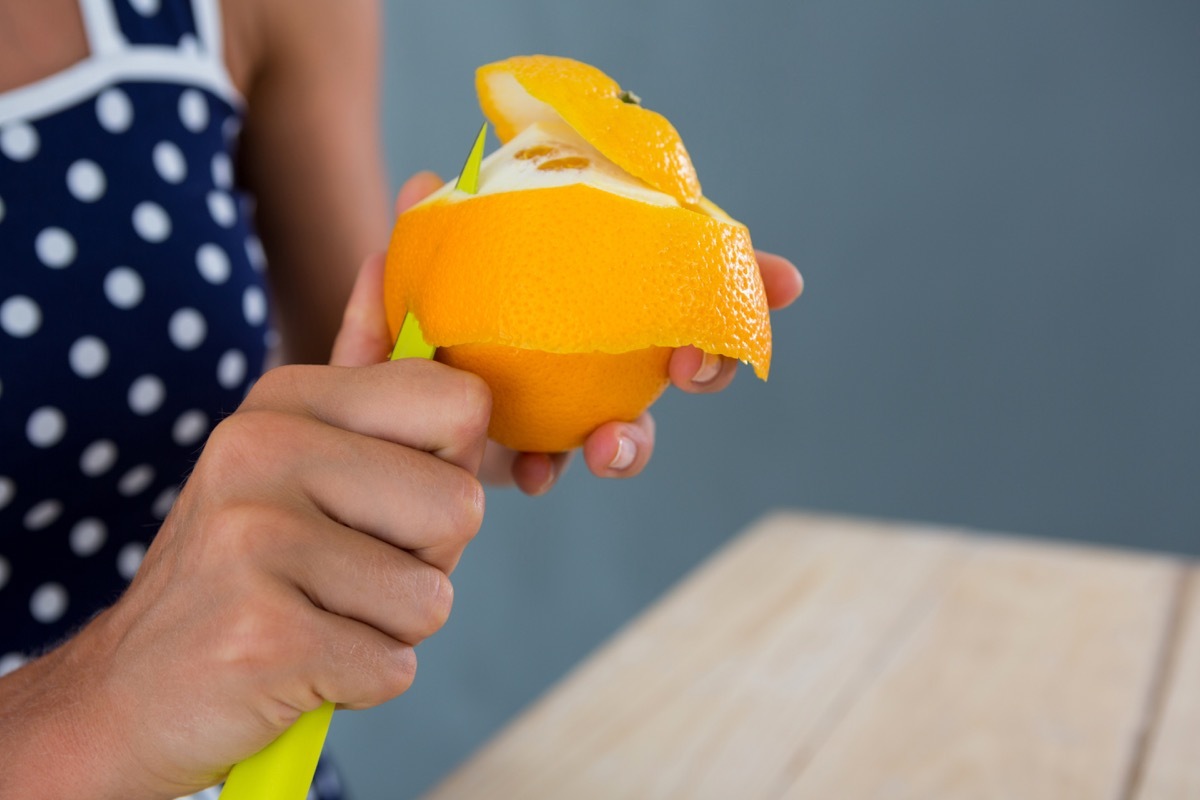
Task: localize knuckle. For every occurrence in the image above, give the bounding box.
[419,570,455,639]
[381,644,417,700]
[201,411,271,475]
[198,409,305,492]
[218,591,293,675]
[242,364,308,408]
[451,371,492,443]
[207,500,293,570]
[451,472,486,542]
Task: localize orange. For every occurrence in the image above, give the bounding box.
[384,55,771,452]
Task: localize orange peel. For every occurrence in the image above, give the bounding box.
[477,55,702,205]
[384,55,771,452]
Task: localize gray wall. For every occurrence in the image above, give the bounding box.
[329,1,1200,797]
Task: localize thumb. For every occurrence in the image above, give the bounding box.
[395,170,444,217]
[330,253,391,367]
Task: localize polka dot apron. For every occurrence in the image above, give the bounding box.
[0,2,342,797]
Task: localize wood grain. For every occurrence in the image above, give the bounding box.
[780,533,1180,800]
[422,513,1189,800]
[1134,568,1200,800]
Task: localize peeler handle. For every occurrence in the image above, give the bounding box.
[218,701,335,800]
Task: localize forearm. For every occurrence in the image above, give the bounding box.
[238,0,390,365]
[0,611,163,799]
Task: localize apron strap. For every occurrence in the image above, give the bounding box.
[78,0,127,58]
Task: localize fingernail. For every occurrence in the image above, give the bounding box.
[533,459,557,496]
[691,352,722,385]
[609,436,637,471]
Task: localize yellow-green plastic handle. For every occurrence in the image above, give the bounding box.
[219,313,435,800]
[219,701,334,800]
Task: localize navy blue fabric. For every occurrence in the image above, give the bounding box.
[113,0,199,47]
[0,4,352,794]
[0,4,265,668]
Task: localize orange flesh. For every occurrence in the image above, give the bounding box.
[537,156,591,171]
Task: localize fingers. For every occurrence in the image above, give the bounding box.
[756,250,804,310]
[475,443,572,495]
[280,512,457,645]
[330,253,391,368]
[238,359,491,474]
[237,591,418,717]
[284,418,484,573]
[511,451,574,495]
[303,611,418,712]
[664,251,798,396]
[582,412,656,479]
[395,171,444,216]
[668,345,739,394]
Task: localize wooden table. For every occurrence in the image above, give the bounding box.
[424,512,1199,799]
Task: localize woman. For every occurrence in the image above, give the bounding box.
[0,0,803,796]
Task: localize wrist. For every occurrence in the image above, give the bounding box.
[0,610,166,799]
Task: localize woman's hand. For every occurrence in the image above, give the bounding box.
[0,263,492,798]
[379,172,804,495]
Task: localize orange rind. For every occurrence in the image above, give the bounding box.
[384,55,771,452]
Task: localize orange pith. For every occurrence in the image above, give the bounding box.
[383,55,772,453]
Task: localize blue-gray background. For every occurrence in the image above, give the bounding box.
[329,1,1200,796]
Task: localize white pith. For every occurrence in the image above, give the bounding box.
[417,119,681,209]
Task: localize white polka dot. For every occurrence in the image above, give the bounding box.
[1,295,42,337]
[243,286,267,326]
[128,375,166,415]
[1,122,39,161]
[30,583,69,623]
[26,406,66,448]
[70,518,107,557]
[207,191,236,228]
[35,227,77,268]
[69,336,109,378]
[117,542,146,580]
[66,159,106,202]
[0,653,28,678]
[0,554,9,590]
[151,486,179,519]
[217,349,248,389]
[196,243,230,284]
[24,499,63,531]
[172,410,209,446]
[168,307,207,350]
[0,476,14,510]
[80,440,118,476]
[132,201,171,242]
[211,152,233,188]
[117,464,155,496]
[104,267,144,309]
[178,32,199,53]
[129,0,161,16]
[179,89,209,132]
[152,140,187,184]
[245,235,267,271]
[96,88,133,133]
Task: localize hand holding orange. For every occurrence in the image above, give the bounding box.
[384,55,801,456]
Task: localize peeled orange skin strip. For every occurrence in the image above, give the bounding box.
[477,55,703,206]
[384,184,771,380]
